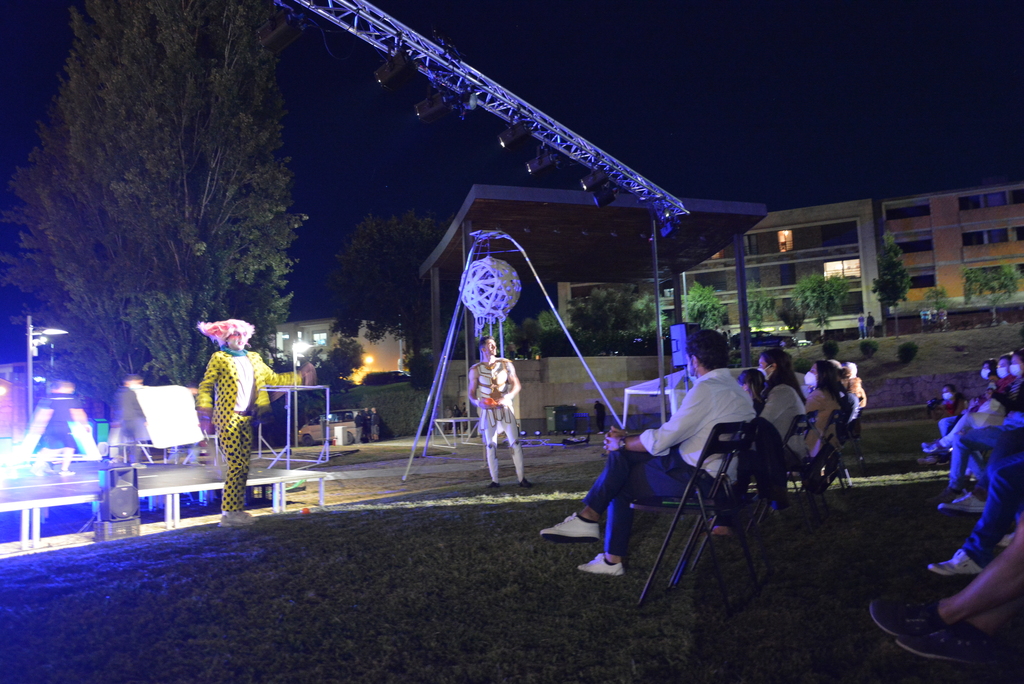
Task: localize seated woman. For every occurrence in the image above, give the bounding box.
[840,361,867,438]
[737,368,766,415]
[758,348,807,464]
[803,360,846,457]
[920,357,1011,464]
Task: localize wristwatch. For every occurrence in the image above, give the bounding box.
[617,436,627,451]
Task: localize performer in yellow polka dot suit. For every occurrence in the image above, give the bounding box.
[196,319,315,528]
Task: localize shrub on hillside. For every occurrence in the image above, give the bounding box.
[793,357,813,374]
[897,341,919,363]
[859,339,879,358]
[338,386,428,439]
[408,352,433,391]
[822,340,839,359]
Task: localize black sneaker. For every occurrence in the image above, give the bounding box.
[486,481,500,489]
[926,486,963,505]
[869,600,945,637]
[518,479,533,488]
[896,622,1004,664]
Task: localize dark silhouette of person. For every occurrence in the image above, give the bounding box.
[594,401,607,433]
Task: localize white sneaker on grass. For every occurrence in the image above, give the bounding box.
[219,511,256,527]
[577,553,624,576]
[928,548,983,576]
[937,492,986,514]
[540,513,600,543]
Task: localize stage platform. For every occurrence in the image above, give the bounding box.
[0,462,326,551]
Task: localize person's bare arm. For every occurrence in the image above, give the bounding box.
[500,362,522,405]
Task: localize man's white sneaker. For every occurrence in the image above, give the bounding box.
[219,511,256,527]
[938,492,986,514]
[577,553,624,576]
[927,548,983,576]
[540,513,600,543]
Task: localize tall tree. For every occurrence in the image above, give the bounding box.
[684,283,726,330]
[747,287,776,329]
[776,300,806,335]
[568,284,659,356]
[791,274,849,338]
[963,265,1021,326]
[329,211,447,357]
[924,285,950,312]
[871,233,912,337]
[2,0,300,401]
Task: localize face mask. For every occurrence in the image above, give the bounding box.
[804,371,816,388]
[942,392,953,401]
[981,368,991,379]
[757,366,769,380]
[998,367,1010,379]
[1012,364,1023,378]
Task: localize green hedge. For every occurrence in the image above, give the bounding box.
[336,386,429,439]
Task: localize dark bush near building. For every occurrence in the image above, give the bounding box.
[362,371,411,386]
[897,341,919,364]
[860,339,879,358]
[793,357,813,374]
[822,340,839,359]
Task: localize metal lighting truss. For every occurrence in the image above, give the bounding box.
[287,0,689,224]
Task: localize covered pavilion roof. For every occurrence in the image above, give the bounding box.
[419,185,767,282]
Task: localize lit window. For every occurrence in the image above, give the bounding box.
[777,230,793,252]
[313,332,328,346]
[711,250,725,260]
[823,259,861,278]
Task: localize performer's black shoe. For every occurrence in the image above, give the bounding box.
[487,481,501,488]
[519,479,533,488]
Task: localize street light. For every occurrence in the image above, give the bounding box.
[26,315,68,423]
[291,340,312,446]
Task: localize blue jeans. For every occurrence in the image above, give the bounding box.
[582,448,716,558]
[937,416,958,438]
[949,426,1002,490]
[962,445,1024,567]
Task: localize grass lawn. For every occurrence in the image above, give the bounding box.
[792,325,1024,380]
[0,424,1021,683]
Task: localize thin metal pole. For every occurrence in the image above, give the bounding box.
[650,214,667,424]
[26,315,33,424]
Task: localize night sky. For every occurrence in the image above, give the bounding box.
[3,0,1024,364]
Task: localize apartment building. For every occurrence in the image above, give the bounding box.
[882,181,1024,305]
[680,198,882,336]
[274,318,404,373]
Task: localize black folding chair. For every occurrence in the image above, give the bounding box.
[822,409,856,487]
[781,413,820,531]
[634,421,759,610]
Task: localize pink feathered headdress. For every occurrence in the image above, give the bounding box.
[197,319,255,346]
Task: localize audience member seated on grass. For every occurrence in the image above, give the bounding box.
[927,430,1024,576]
[869,514,1024,664]
[738,368,766,416]
[921,359,1009,466]
[919,384,968,464]
[840,362,867,438]
[758,348,807,464]
[931,349,1024,513]
[803,360,845,458]
[537,329,755,576]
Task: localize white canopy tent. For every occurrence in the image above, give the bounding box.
[620,370,690,427]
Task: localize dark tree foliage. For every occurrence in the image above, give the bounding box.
[329,211,448,357]
[568,285,660,356]
[1,0,300,401]
[871,233,912,337]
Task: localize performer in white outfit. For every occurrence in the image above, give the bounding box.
[468,336,531,488]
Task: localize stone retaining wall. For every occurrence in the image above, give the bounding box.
[861,370,991,409]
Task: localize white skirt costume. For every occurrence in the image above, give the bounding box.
[474,358,525,482]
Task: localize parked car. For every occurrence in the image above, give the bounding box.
[729,331,794,349]
[298,410,362,446]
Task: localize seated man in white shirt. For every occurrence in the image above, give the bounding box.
[539,329,756,576]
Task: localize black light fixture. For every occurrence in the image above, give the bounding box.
[592,183,619,208]
[375,49,417,91]
[415,92,453,123]
[498,121,532,150]
[257,9,304,54]
[580,169,608,192]
[526,147,558,177]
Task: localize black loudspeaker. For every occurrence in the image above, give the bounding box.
[670,323,700,368]
[99,465,139,521]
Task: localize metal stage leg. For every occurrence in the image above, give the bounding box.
[319,478,325,507]
[31,507,40,548]
[273,482,283,512]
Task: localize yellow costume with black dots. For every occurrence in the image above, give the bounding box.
[197,351,298,512]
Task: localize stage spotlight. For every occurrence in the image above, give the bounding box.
[498,121,532,150]
[415,92,453,123]
[257,9,304,54]
[375,49,417,91]
[592,183,619,208]
[580,169,608,192]
[527,150,558,177]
